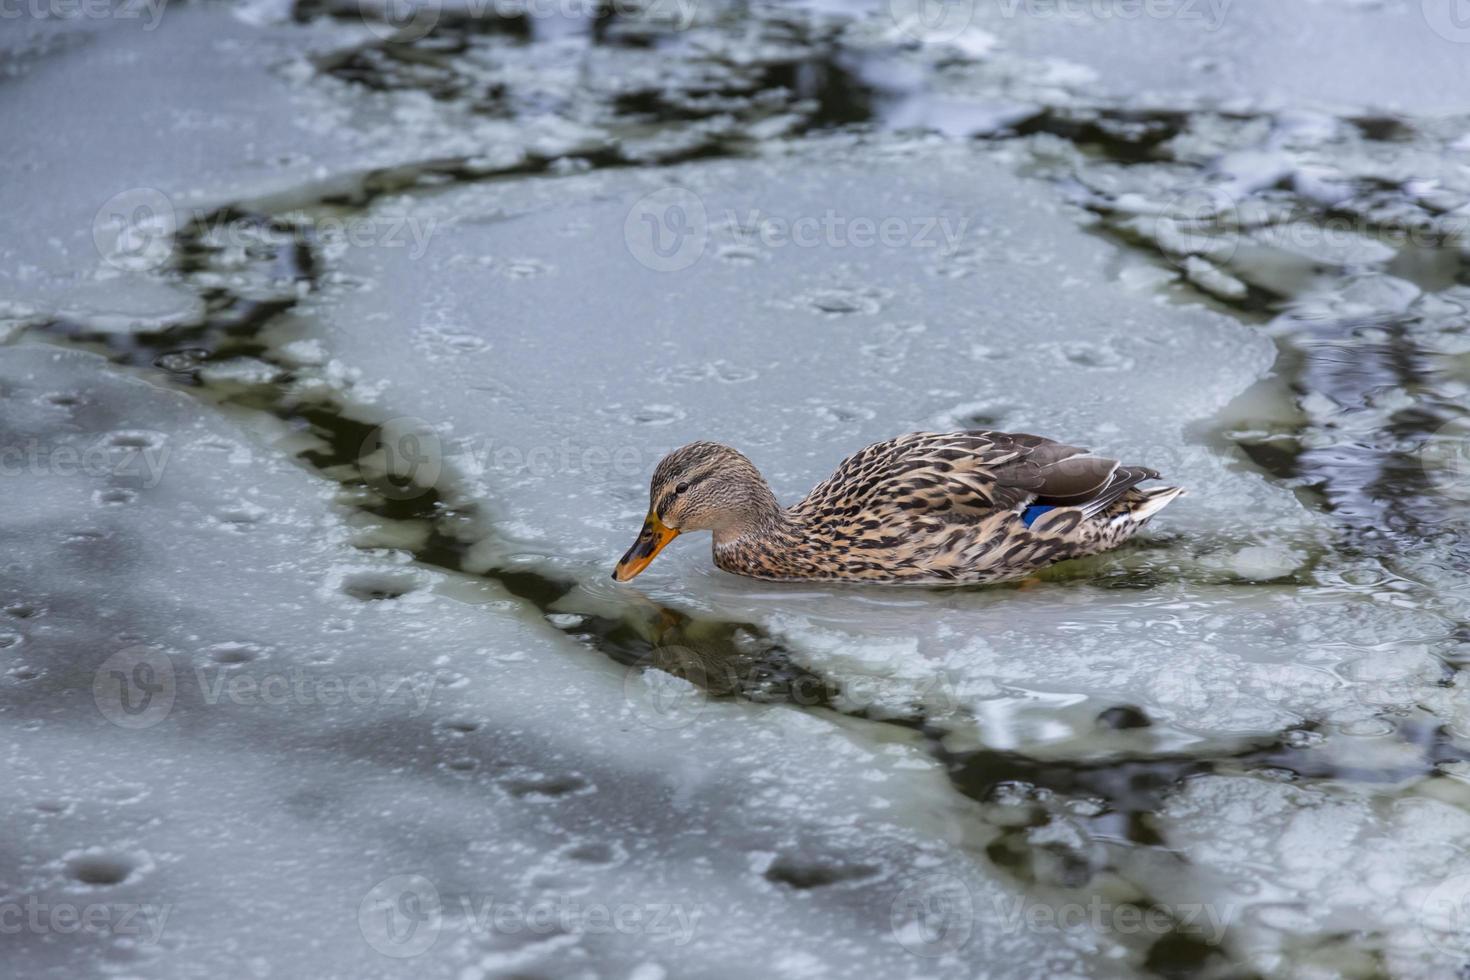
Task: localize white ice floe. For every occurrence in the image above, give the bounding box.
[5,2,1468,976]
[283,137,1457,742]
[1145,773,1470,980]
[938,0,1470,116]
[1,345,1101,979]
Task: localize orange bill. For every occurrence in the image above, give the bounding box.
[612,511,680,582]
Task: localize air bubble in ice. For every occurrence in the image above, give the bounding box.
[65,849,142,888]
[501,771,593,801]
[340,570,423,602]
[206,642,267,666]
[96,489,137,506]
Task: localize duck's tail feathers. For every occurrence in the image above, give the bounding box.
[1070,464,1159,520]
[1126,485,1185,522]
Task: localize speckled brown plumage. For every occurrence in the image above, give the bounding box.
[614,431,1183,586]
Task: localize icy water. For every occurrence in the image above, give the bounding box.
[3,1,1470,978]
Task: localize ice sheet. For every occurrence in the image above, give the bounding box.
[1,344,1086,979]
[291,138,1456,741]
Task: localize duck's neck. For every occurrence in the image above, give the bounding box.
[711,487,810,578]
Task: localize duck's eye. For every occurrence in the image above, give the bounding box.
[675,482,690,495]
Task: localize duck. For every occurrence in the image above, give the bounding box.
[613,431,1183,585]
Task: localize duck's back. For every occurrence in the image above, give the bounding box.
[714,431,1180,584]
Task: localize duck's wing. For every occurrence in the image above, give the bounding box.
[792,431,1149,522]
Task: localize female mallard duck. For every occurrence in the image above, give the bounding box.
[613,431,1182,585]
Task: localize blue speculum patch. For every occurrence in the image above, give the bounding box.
[1020,505,1055,527]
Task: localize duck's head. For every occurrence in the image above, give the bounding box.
[613,441,776,582]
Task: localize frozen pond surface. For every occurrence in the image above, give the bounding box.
[3,1,1469,978]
